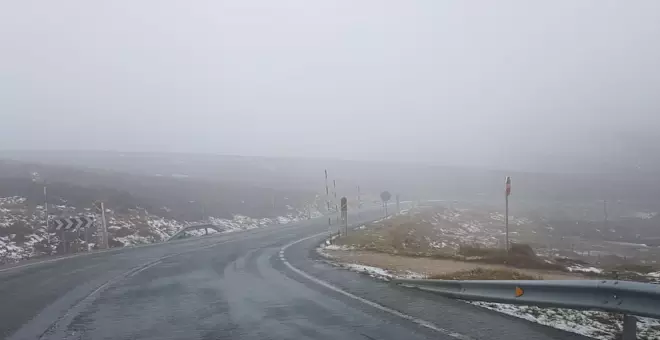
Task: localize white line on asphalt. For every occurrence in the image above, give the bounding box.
[0,216,325,274]
[30,239,234,340]
[279,233,473,340]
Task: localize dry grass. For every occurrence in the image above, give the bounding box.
[322,250,584,280]
[334,215,455,258]
[609,263,657,274]
[336,223,567,272]
[335,211,577,276]
[429,267,539,280]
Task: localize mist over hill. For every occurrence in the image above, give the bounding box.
[0,151,660,219]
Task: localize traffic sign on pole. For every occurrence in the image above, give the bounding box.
[50,216,95,232]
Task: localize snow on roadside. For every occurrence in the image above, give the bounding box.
[1,195,321,263]
[470,302,660,340]
[317,236,660,340]
[324,244,356,251]
[316,236,425,281]
[341,263,394,280]
[567,265,604,274]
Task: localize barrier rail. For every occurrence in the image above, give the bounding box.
[392,279,660,340]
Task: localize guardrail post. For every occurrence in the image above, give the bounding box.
[622,314,637,340]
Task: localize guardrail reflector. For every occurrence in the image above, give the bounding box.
[515,286,524,297]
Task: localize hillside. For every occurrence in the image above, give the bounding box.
[4,151,660,211]
[0,159,323,264]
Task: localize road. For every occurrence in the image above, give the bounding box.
[0,212,589,340]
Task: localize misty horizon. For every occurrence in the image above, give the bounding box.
[2,1,660,173]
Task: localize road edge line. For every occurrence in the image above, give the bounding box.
[279,232,473,340]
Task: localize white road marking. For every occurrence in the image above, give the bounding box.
[0,220,305,274]
[279,233,473,340]
[28,239,234,340]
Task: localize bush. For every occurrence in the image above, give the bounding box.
[610,264,656,274]
[459,243,566,271]
[510,243,535,257]
[458,244,507,258]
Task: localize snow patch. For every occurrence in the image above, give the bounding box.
[324,244,356,251]
[567,265,604,274]
[341,263,393,280]
[470,302,660,340]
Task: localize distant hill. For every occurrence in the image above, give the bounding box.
[0,159,318,221]
[2,150,660,218]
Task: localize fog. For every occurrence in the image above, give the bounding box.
[1,1,659,172]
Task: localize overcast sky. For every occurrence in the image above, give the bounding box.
[1,1,659,172]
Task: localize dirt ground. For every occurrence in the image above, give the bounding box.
[323,249,585,280]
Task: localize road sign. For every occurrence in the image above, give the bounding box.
[380,191,391,216]
[340,197,348,213]
[51,216,95,232]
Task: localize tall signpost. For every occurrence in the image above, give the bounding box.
[333,180,338,224]
[340,197,348,235]
[43,185,50,251]
[325,170,331,226]
[101,202,108,249]
[380,191,391,217]
[505,176,512,253]
[94,201,109,249]
[357,185,361,218]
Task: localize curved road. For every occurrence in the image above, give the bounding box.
[1,214,588,340]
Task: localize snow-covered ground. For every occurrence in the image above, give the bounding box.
[1,195,321,264]
[566,265,604,274]
[316,236,660,340]
[471,302,660,340]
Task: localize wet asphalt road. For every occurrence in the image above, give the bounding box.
[0,214,588,340]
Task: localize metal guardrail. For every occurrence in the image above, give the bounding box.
[393,279,660,340]
[167,224,222,241]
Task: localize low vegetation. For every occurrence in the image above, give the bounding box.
[335,217,568,272]
[458,243,567,271]
[429,268,539,280]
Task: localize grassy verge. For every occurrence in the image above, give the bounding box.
[429,268,540,280]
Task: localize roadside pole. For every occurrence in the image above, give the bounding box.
[333,180,338,224]
[325,170,331,226]
[622,315,637,340]
[62,230,67,254]
[357,185,361,219]
[101,202,108,249]
[43,186,50,251]
[505,194,509,252]
[505,176,511,252]
[341,197,348,236]
[84,224,90,251]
